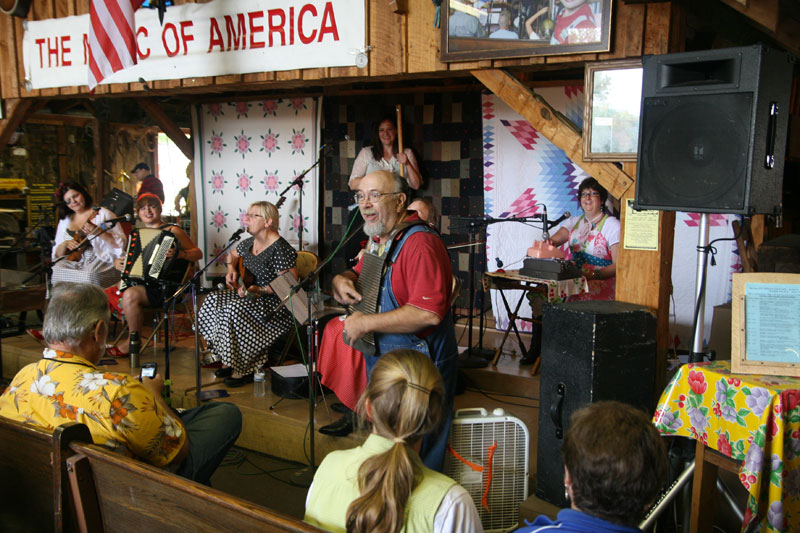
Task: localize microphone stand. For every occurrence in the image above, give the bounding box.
[450,214,551,366]
[166,231,244,403]
[275,146,326,252]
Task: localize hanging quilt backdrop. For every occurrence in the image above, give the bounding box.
[194,98,320,279]
[483,89,587,332]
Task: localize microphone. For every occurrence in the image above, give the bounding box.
[229,228,245,241]
[348,203,359,212]
[548,211,571,231]
[319,133,351,152]
[99,213,133,229]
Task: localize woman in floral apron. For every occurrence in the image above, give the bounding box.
[548,177,620,301]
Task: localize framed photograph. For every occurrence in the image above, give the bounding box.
[582,59,643,162]
[441,0,612,62]
[732,273,800,378]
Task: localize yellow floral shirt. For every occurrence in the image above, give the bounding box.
[0,348,185,467]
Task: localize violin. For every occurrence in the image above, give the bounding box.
[66,231,87,261]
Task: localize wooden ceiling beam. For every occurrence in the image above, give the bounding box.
[0,98,48,150]
[135,97,193,160]
[472,68,634,199]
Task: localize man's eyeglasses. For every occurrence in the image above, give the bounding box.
[580,191,601,199]
[353,191,400,204]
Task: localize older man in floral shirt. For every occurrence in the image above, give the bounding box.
[0,283,241,485]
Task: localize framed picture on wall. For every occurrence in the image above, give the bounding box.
[441,0,612,61]
[582,59,643,162]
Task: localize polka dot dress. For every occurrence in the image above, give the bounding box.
[198,236,297,375]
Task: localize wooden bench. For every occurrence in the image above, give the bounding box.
[66,440,323,532]
[0,417,90,532]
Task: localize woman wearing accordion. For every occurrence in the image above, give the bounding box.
[197,201,297,388]
[107,193,202,358]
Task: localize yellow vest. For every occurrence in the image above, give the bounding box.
[305,434,457,532]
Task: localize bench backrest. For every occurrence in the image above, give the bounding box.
[0,417,90,532]
[67,441,323,532]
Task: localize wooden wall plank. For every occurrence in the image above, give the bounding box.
[599,0,645,60]
[0,8,21,99]
[369,0,403,76]
[407,0,446,73]
[643,2,673,55]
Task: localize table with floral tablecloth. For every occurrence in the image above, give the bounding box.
[653,360,800,532]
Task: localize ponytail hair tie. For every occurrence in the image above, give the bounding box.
[406,382,431,395]
[393,437,406,444]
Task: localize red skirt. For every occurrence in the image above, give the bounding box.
[317,315,368,411]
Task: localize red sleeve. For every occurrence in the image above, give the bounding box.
[390,231,452,319]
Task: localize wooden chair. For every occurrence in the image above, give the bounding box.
[66,440,324,532]
[0,417,91,532]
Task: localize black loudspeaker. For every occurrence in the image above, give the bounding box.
[100,188,134,217]
[634,44,794,215]
[535,301,657,507]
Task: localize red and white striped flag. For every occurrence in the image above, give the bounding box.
[88,0,144,90]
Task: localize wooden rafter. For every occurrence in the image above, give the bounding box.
[0,98,48,149]
[135,98,193,160]
[472,69,634,200]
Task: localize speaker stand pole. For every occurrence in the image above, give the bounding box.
[690,213,710,364]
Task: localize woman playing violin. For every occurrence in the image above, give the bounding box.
[198,201,298,387]
[51,182,126,288]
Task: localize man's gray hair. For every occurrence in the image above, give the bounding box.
[390,172,409,207]
[43,283,111,347]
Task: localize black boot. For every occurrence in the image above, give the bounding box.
[319,412,355,437]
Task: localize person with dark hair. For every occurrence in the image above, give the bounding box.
[106,193,201,359]
[515,401,667,533]
[0,283,242,486]
[131,162,165,203]
[197,201,298,387]
[50,181,126,288]
[349,116,422,191]
[305,349,482,532]
[547,177,619,301]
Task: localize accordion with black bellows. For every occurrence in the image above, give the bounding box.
[119,228,187,290]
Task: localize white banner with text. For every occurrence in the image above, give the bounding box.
[23,0,365,89]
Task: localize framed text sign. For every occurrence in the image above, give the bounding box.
[732,273,800,377]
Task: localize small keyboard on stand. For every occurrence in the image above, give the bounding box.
[519,258,583,280]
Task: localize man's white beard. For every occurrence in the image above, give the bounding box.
[363,220,385,238]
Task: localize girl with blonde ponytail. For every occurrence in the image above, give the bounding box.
[305,349,482,533]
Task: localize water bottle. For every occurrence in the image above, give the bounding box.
[253,368,266,397]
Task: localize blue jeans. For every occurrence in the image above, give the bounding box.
[175,402,242,485]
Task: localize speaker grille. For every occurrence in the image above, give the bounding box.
[637,93,752,212]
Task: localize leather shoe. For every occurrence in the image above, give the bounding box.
[319,413,354,437]
[214,367,233,378]
[331,402,352,414]
[224,374,254,387]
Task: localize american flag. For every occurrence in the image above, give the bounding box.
[88,0,143,90]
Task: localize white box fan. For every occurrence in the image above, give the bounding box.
[443,408,529,532]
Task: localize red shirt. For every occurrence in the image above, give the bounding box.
[353,214,452,320]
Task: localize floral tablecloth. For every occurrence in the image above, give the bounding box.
[654,361,800,532]
[483,270,588,303]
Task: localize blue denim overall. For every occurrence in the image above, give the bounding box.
[362,224,458,472]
